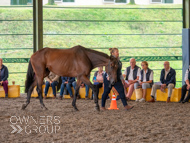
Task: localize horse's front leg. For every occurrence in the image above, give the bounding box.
[72,80,81,111]
[81,75,100,111]
[93,85,100,111]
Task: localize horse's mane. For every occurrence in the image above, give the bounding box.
[71,45,110,68]
[84,48,110,59]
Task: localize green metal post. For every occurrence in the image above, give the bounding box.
[33,0,43,53]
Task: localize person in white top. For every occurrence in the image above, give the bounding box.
[179,67,190,103]
[123,58,141,100]
[134,61,153,102]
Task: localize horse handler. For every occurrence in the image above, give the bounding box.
[101,48,134,111]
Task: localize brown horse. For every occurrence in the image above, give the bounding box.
[22,45,119,111]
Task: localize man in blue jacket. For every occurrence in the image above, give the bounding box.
[59,77,76,99]
[0,58,9,98]
[148,61,176,103]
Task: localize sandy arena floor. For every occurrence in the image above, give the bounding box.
[0,95,190,143]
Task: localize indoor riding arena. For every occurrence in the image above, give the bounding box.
[0,0,190,143]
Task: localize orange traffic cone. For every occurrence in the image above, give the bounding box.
[108,94,119,110]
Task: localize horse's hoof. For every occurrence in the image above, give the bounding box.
[43,107,48,110]
[21,104,26,110]
[95,106,100,111]
[74,107,79,111]
[41,105,48,110]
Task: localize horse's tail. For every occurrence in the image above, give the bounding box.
[25,60,35,93]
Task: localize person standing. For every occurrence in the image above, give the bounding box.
[101,48,133,110]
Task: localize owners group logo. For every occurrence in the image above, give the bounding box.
[10,116,60,134]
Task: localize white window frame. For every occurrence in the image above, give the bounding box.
[54,0,62,2]
[103,0,127,4]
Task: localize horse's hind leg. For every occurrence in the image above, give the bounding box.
[36,80,48,110]
[81,75,100,111]
[72,79,82,111]
[22,81,36,110]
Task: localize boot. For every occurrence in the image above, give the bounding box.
[77,95,80,99]
[178,100,182,103]
[5,94,8,98]
[43,95,47,99]
[53,95,56,99]
[166,97,170,103]
[85,96,90,100]
[58,95,63,100]
[183,95,190,103]
[148,97,155,102]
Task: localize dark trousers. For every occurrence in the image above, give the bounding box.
[1,80,8,94]
[44,81,58,96]
[60,82,76,97]
[180,84,190,102]
[101,74,127,107]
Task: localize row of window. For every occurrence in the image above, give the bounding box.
[152,0,173,3]
[10,0,174,5]
[54,0,127,3]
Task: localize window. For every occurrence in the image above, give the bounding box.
[103,0,127,3]
[115,0,127,3]
[163,0,173,3]
[151,0,162,3]
[11,0,32,5]
[151,0,173,3]
[63,0,75,2]
[103,0,115,3]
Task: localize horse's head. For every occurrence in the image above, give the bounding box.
[105,55,119,86]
